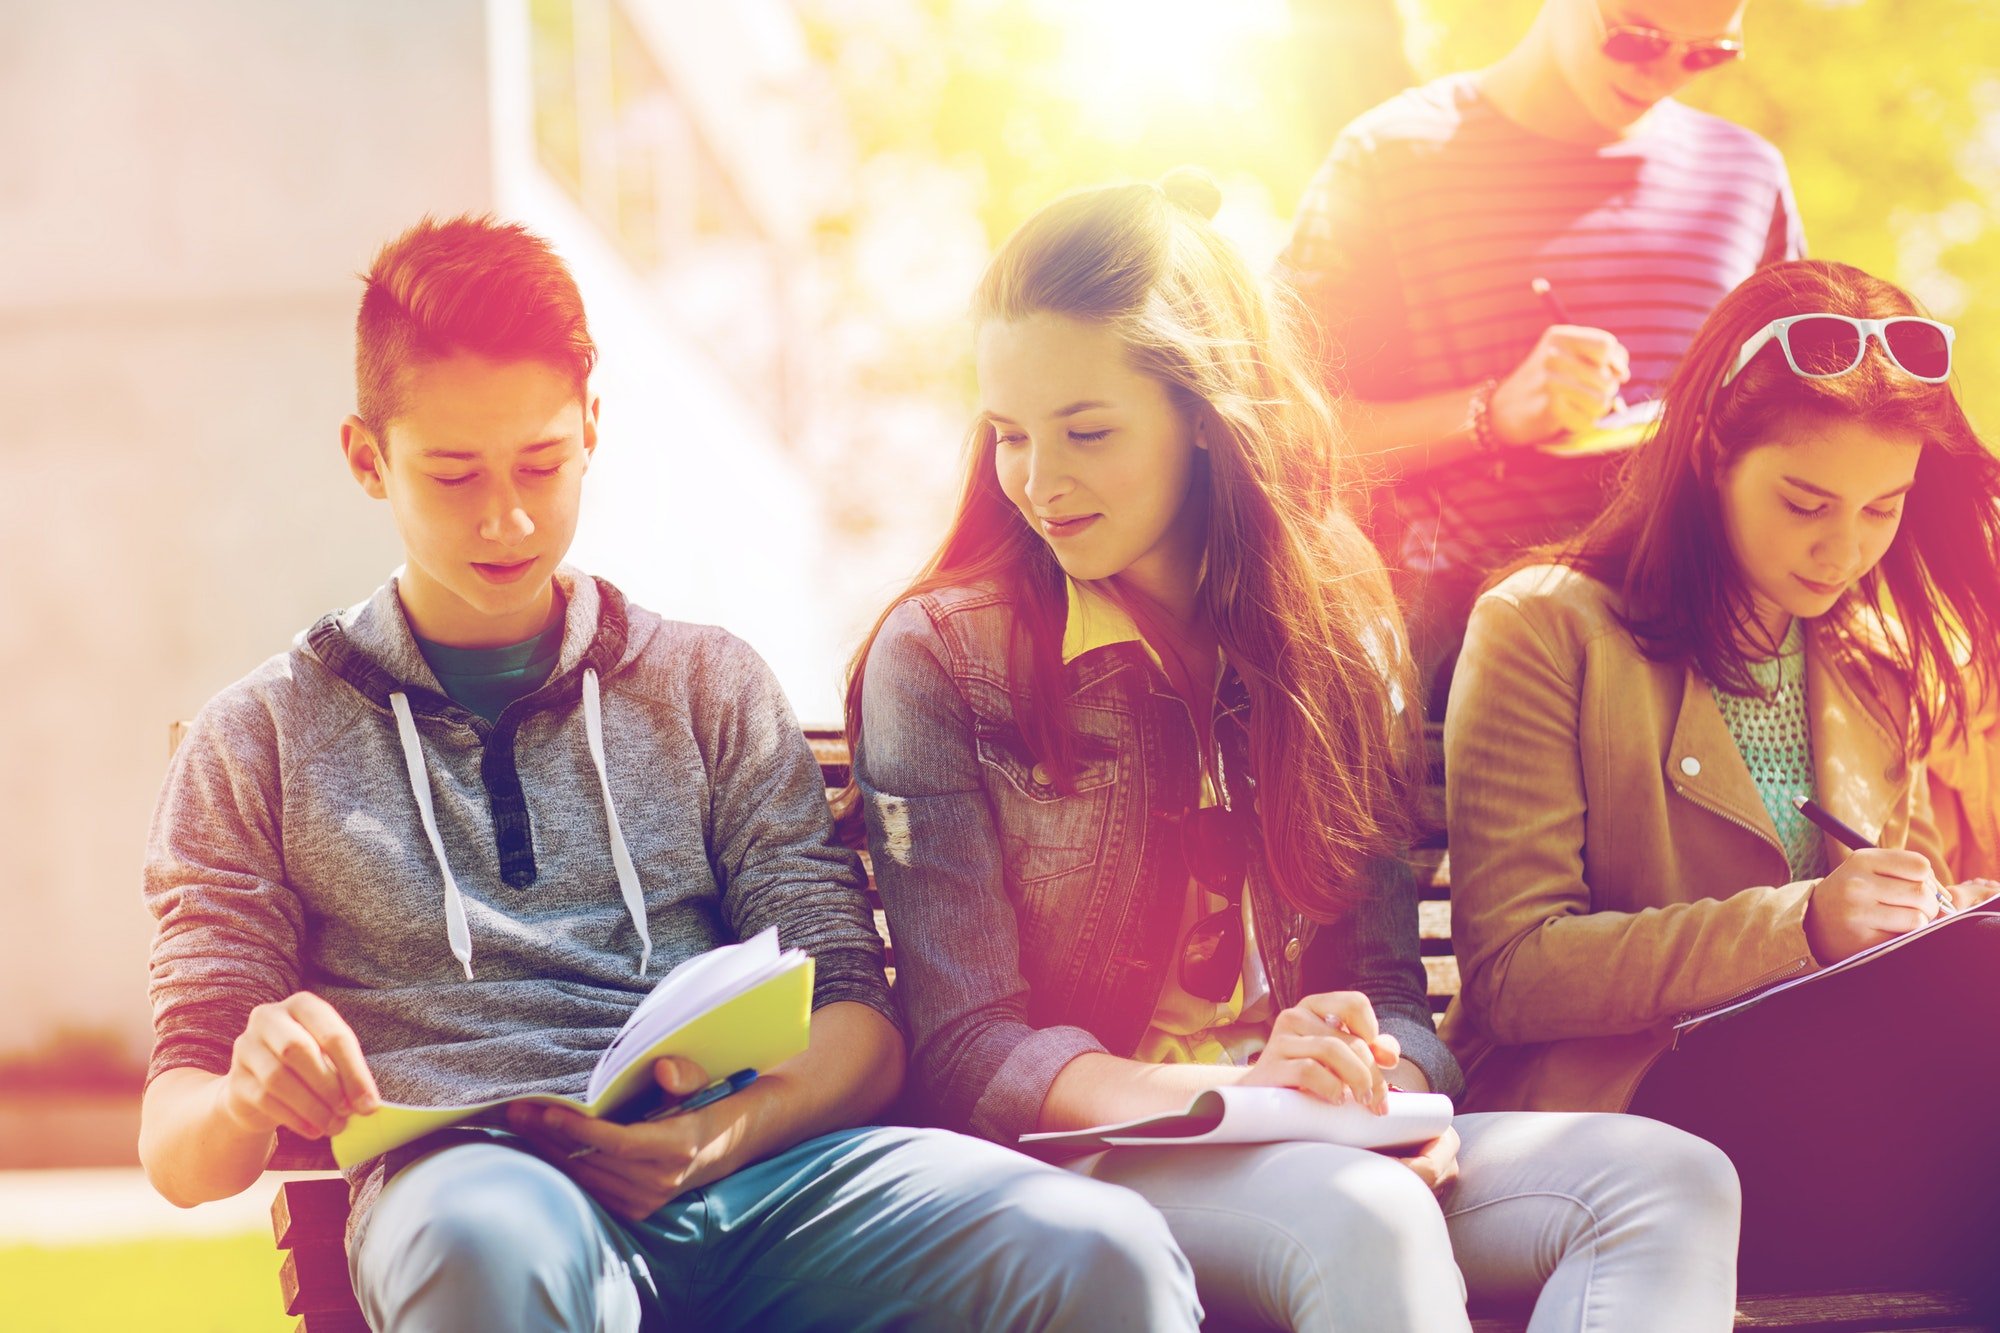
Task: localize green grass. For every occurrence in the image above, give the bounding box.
[0,1232,293,1332]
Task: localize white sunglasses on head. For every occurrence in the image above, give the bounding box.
[1725,313,1956,387]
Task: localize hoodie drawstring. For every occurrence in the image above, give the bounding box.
[389,691,474,980]
[389,670,652,981]
[582,667,652,976]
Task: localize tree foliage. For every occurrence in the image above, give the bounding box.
[1413,0,2000,430]
[802,0,2000,456]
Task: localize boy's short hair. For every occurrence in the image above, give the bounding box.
[356,214,597,436]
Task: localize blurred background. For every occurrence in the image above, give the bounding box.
[1,0,1994,1325]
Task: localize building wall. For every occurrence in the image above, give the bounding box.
[487,0,855,724]
[0,0,842,1068]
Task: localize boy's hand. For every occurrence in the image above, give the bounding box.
[220,992,380,1140]
[1491,325,1631,443]
[507,1057,745,1222]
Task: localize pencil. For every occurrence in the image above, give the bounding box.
[1790,794,1954,916]
[1529,276,1572,324]
[1530,277,1629,414]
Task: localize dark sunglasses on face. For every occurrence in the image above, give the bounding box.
[1177,804,1256,1003]
[1602,24,1743,70]
[1590,2,1744,72]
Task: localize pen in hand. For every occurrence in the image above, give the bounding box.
[1531,277,1630,415]
[565,1068,759,1161]
[1791,794,1954,916]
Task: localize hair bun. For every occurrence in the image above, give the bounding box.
[1158,166,1222,221]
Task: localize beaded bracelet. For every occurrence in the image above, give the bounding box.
[1468,378,1501,454]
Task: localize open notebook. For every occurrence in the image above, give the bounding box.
[1537,399,1663,459]
[1020,1086,1454,1154]
[330,927,812,1168]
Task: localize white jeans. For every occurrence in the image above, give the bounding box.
[1067,1110,1740,1333]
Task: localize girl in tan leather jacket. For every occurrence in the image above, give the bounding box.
[1444,259,2000,1303]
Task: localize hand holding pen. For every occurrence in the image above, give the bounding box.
[1529,278,1631,417]
[564,1068,759,1161]
[503,1062,761,1224]
[1792,795,1953,915]
[1800,792,2000,908]
[1792,795,1954,964]
[1485,278,1632,444]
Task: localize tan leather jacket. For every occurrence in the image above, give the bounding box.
[1439,564,1947,1113]
[1927,680,2000,881]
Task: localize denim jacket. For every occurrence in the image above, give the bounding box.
[856,582,1462,1146]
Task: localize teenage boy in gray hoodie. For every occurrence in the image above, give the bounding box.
[138,215,1199,1333]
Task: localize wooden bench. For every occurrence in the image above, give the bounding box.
[228,724,1983,1332]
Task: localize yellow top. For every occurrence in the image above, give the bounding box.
[1060,579,1271,1066]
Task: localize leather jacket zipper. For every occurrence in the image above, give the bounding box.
[1669,779,1784,859]
[1662,778,1804,1047]
[1670,955,1812,1047]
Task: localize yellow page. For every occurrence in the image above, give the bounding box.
[331,958,814,1168]
[1537,421,1655,459]
[1537,400,1662,459]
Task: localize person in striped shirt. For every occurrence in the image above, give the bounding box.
[1278,0,1803,715]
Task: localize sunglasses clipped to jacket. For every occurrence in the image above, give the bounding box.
[1177,802,1258,1003]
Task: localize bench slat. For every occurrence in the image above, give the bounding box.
[280,1244,364,1318]
[270,1129,338,1172]
[272,1129,337,1173]
[1425,956,1459,1014]
[272,1176,347,1247]
[806,728,851,791]
[1731,1287,1982,1331]
[1472,1288,1985,1333]
[295,1313,372,1333]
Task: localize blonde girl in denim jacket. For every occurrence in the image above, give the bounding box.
[845,170,1743,1332]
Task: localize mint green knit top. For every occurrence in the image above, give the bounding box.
[1711,620,1828,882]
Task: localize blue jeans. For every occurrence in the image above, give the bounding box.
[351,1125,1201,1332]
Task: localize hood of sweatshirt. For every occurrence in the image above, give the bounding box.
[302,566,654,979]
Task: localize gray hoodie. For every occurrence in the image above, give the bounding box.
[144,567,891,1231]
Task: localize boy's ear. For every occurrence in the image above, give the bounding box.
[581,396,601,468]
[341,415,391,500]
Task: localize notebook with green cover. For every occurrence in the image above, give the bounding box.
[330,928,813,1168]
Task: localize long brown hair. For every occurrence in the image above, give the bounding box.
[1542,258,2000,750]
[844,173,1419,921]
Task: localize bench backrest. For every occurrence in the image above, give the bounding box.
[263,723,1456,1172]
[241,724,1976,1333]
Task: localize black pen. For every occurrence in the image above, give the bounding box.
[1530,277,1629,414]
[567,1068,760,1161]
[1791,794,1954,915]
